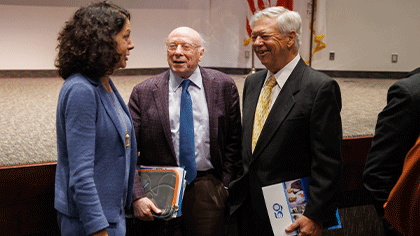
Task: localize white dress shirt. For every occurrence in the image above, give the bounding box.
[168,68,213,171]
[261,54,301,111]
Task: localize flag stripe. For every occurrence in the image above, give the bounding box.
[276,0,293,10]
[246,17,253,37]
[257,0,266,11]
[247,0,257,14]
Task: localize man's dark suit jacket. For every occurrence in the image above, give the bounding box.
[229,59,343,228]
[128,67,242,200]
[363,69,420,226]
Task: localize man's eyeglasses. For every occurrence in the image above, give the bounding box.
[166,42,201,52]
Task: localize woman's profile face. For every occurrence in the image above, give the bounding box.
[115,19,134,69]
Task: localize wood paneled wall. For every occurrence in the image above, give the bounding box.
[0,137,379,236]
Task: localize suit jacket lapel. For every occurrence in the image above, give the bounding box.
[200,67,218,158]
[109,79,130,122]
[242,70,267,163]
[97,79,126,145]
[251,59,306,161]
[152,71,177,159]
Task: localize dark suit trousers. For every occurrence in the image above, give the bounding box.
[128,171,228,236]
[234,175,274,236]
[235,196,274,236]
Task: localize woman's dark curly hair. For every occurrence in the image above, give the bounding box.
[55,1,130,80]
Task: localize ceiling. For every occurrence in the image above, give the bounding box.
[0,0,209,9]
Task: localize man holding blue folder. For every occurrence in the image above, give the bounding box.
[128,26,242,236]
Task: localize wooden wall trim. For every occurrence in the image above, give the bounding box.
[0,161,59,235]
[0,136,374,235]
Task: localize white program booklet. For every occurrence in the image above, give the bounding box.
[262,178,341,236]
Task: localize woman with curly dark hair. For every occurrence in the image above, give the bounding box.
[54,1,136,236]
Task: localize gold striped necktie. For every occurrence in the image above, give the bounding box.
[252,75,277,153]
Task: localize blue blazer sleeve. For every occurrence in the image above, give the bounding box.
[56,74,109,234]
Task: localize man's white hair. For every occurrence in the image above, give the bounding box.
[250,6,302,51]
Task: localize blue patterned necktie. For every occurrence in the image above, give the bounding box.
[179,79,197,184]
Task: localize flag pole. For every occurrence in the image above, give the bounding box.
[244,48,256,78]
[309,0,315,67]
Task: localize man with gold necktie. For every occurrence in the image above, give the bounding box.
[229,6,342,236]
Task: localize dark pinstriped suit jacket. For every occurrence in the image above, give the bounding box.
[128,66,242,201]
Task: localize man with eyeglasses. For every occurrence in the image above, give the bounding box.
[228,7,342,236]
[127,26,242,236]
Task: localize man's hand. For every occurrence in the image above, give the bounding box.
[285,215,322,236]
[132,197,162,221]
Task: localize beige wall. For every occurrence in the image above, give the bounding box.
[313,0,420,72]
[0,0,419,71]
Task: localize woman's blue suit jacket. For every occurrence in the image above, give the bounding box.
[54,73,137,234]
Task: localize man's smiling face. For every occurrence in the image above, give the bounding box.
[251,17,291,74]
[166,27,204,79]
